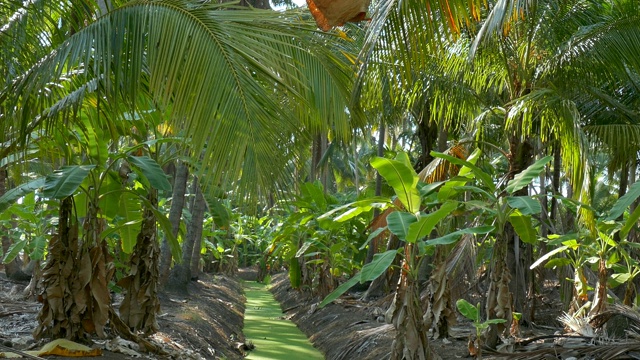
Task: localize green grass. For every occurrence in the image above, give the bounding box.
[243,282,324,360]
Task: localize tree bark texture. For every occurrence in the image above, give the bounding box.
[35,197,114,340]
[366,120,386,265]
[390,244,440,360]
[166,177,205,293]
[159,161,188,286]
[119,191,160,335]
[485,232,513,348]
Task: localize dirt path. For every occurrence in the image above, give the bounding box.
[243,281,323,360]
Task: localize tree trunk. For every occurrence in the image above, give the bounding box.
[159,161,189,286]
[486,135,533,346]
[414,114,438,172]
[0,166,29,281]
[485,232,513,348]
[35,197,114,340]
[550,144,561,226]
[366,120,386,265]
[166,177,205,293]
[506,137,533,323]
[190,221,203,280]
[390,244,439,360]
[119,191,160,335]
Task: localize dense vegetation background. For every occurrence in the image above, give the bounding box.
[2,0,640,358]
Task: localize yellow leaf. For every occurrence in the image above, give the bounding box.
[36,339,102,357]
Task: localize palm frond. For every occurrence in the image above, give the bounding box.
[3,1,362,202]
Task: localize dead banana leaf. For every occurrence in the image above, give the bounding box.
[306,0,370,31]
[0,339,102,358]
[35,339,102,357]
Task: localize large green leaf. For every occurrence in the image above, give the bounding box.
[320,249,399,308]
[127,155,172,192]
[360,249,398,282]
[387,211,418,241]
[80,115,108,165]
[43,165,95,199]
[118,192,141,254]
[99,173,125,220]
[319,275,361,308]
[0,178,45,213]
[608,181,640,221]
[359,227,387,250]
[530,245,569,269]
[300,182,328,211]
[621,202,640,239]
[437,175,473,202]
[371,153,421,213]
[31,235,47,261]
[207,197,230,228]
[432,150,494,193]
[508,211,537,244]
[421,225,494,252]
[317,197,391,223]
[2,238,27,264]
[505,156,552,194]
[405,201,458,243]
[507,196,541,215]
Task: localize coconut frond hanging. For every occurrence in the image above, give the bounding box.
[306,0,370,31]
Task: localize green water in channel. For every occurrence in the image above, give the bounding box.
[242,282,324,360]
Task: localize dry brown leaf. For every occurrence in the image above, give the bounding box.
[35,339,102,357]
[306,0,370,31]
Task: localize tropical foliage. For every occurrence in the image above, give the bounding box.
[3,0,640,358]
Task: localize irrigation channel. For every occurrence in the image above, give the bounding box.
[243,281,324,360]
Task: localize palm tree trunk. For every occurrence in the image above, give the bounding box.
[486,135,532,345]
[591,161,630,315]
[190,215,204,280]
[550,144,560,224]
[166,177,205,293]
[119,190,160,335]
[159,161,189,286]
[366,120,386,265]
[0,166,29,281]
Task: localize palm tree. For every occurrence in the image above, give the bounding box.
[2,0,363,341]
[352,0,640,356]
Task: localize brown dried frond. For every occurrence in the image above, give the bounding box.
[418,144,468,184]
[445,233,477,303]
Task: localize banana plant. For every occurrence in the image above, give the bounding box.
[20,111,180,339]
[0,192,53,266]
[269,181,366,296]
[318,151,488,358]
[320,149,552,354]
[433,151,553,342]
[532,180,640,314]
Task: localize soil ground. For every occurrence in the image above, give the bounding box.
[3,266,626,360]
[0,270,247,360]
[1,267,473,360]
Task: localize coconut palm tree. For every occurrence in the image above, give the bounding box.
[1,0,364,340]
[353,0,640,356]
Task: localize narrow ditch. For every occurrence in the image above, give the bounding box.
[242,281,324,360]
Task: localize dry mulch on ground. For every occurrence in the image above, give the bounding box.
[0,271,247,360]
